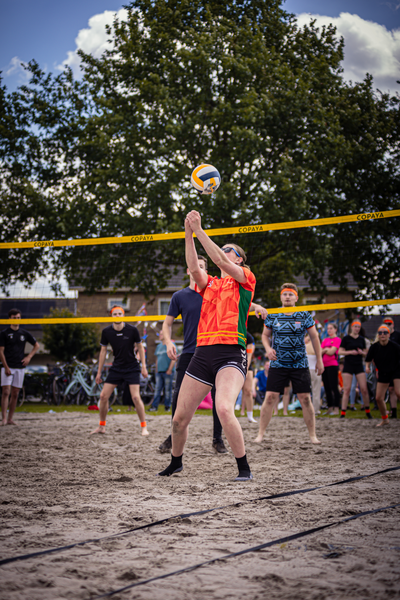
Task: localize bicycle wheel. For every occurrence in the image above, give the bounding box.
[108,388,119,406]
[75,387,88,406]
[63,381,81,405]
[141,380,155,405]
[17,386,25,408]
[52,378,65,406]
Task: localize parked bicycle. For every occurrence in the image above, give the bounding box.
[62,360,117,405]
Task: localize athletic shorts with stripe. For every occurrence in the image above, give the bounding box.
[186,344,247,387]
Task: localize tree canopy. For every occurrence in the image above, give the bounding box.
[1,0,399,308]
[42,309,99,362]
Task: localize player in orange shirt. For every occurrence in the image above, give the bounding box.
[158,211,256,481]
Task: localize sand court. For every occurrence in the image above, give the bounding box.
[0,412,399,599]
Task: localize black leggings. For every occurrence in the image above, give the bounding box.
[322,365,341,409]
[171,353,223,441]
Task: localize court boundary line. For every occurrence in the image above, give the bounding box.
[0,465,398,567]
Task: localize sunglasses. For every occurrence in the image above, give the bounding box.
[378,331,389,335]
[222,247,241,258]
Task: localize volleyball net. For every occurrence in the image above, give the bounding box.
[1,208,399,329]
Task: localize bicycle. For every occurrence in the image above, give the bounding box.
[62,361,117,405]
[53,362,74,406]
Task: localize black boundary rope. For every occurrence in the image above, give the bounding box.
[0,465,399,567]
[92,502,400,599]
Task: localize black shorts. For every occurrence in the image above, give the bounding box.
[343,364,364,376]
[266,367,311,395]
[186,344,247,386]
[105,367,140,386]
[378,370,400,384]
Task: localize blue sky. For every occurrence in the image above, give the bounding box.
[1,0,399,93]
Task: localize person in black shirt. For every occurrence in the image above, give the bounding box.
[366,325,400,425]
[382,317,400,417]
[0,308,39,425]
[90,306,149,436]
[382,317,400,345]
[339,320,371,419]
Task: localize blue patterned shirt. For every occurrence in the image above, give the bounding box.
[264,312,315,369]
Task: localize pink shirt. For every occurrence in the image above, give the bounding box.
[321,336,341,367]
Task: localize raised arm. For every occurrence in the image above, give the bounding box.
[185,217,209,289]
[186,211,246,283]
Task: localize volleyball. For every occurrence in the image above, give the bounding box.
[191,164,221,195]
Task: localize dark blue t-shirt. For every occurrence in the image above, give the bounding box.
[264,311,315,369]
[167,287,203,354]
[255,370,268,393]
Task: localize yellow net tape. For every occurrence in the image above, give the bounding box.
[1,298,399,325]
[1,209,398,250]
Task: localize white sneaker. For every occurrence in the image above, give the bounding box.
[235,404,241,411]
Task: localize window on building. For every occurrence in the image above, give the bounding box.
[107,298,130,312]
[159,299,170,316]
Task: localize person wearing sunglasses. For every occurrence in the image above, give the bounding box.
[158,210,256,481]
[365,325,400,426]
[382,317,400,418]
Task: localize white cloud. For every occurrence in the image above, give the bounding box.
[296,12,400,94]
[2,56,30,83]
[58,8,128,76]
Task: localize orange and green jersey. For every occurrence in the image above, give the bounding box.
[195,268,256,348]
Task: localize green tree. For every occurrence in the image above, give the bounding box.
[1,0,399,307]
[42,309,99,362]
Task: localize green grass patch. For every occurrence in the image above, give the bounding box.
[14,402,396,419]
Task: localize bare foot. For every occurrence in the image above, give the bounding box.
[141,427,149,436]
[283,412,288,416]
[254,434,264,443]
[2,420,7,426]
[7,420,17,425]
[376,419,389,427]
[332,408,339,415]
[310,435,321,444]
[90,426,106,435]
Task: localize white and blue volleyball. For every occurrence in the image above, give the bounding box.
[191,164,221,195]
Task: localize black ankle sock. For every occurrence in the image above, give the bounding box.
[391,407,397,419]
[236,454,250,475]
[365,407,372,419]
[158,454,183,477]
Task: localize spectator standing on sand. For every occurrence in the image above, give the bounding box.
[91,307,149,436]
[321,323,342,415]
[339,320,371,419]
[0,308,40,426]
[255,283,323,445]
[150,330,176,412]
[366,324,400,426]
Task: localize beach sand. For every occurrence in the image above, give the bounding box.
[0,411,399,599]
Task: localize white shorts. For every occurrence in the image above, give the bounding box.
[1,367,25,388]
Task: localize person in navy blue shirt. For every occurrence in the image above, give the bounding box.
[255,283,323,445]
[252,360,270,405]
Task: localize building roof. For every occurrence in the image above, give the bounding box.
[295,269,357,291]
